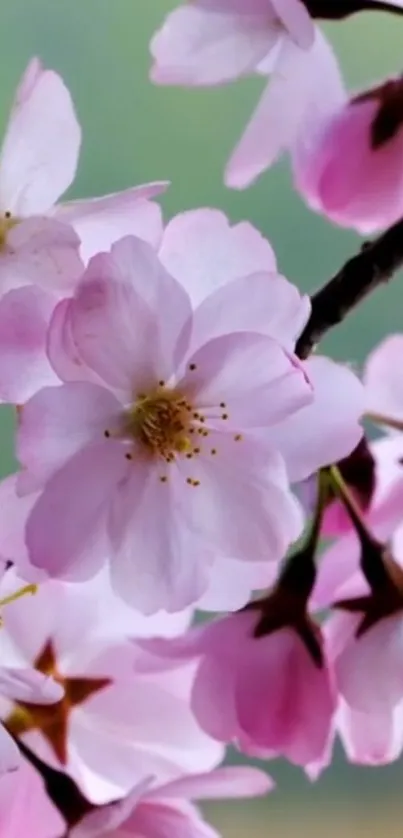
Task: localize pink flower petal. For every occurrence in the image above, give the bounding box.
[25,441,128,580]
[71,237,191,390]
[109,463,211,614]
[364,334,403,422]
[0,61,80,215]
[71,780,152,837]
[267,356,364,482]
[179,438,303,564]
[55,182,168,263]
[0,727,19,775]
[0,286,58,404]
[159,209,276,307]
[17,382,122,483]
[0,665,63,704]
[197,556,275,612]
[128,799,219,838]
[333,613,403,713]
[0,475,42,580]
[236,628,335,765]
[192,653,239,742]
[226,30,344,189]
[154,765,273,800]
[338,699,403,766]
[47,298,101,385]
[1,216,84,295]
[0,755,65,834]
[271,0,314,48]
[189,270,310,353]
[75,679,223,801]
[150,3,278,86]
[180,332,312,428]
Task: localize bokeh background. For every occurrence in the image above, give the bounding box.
[1,1,403,834]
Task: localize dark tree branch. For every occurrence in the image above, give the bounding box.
[16,738,92,832]
[305,0,403,19]
[296,216,403,359]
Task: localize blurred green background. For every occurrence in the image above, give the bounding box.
[1,1,403,834]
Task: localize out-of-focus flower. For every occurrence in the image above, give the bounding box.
[0,569,222,803]
[293,74,403,233]
[72,766,272,838]
[150,2,352,190]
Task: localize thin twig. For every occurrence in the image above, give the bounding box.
[296,216,403,359]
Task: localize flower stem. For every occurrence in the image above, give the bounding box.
[328,465,388,590]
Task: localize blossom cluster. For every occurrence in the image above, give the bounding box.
[1,2,403,835]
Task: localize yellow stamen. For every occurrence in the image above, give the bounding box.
[0,584,38,609]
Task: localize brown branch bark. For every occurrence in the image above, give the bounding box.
[295,216,403,360]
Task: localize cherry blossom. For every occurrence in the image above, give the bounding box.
[5,231,365,613]
[72,766,272,838]
[0,58,166,405]
[293,74,403,233]
[150,3,350,189]
[0,57,165,268]
[11,236,313,612]
[139,601,336,768]
[0,568,222,803]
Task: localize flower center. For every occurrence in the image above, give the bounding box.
[5,640,110,765]
[0,211,18,252]
[124,386,194,461]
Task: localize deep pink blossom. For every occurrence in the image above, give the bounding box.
[293,74,403,233]
[140,608,336,768]
[0,569,222,803]
[72,766,272,838]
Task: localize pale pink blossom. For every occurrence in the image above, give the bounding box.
[150,1,314,88]
[0,568,222,804]
[140,608,336,768]
[157,209,364,486]
[0,58,166,404]
[0,57,165,266]
[10,235,316,613]
[9,231,364,613]
[150,3,351,190]
[72,766,272,838]
[0,756,65,838]
[293,75,403,233]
